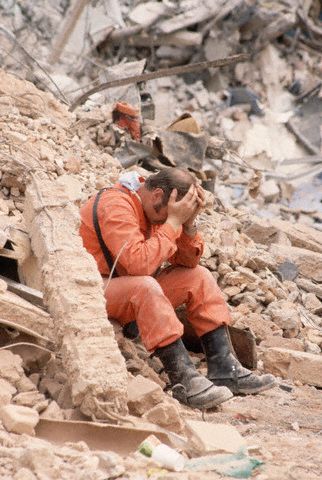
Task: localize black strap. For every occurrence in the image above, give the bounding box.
[93,188,118,278]
[92,187,132,277]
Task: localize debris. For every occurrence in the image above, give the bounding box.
[70,54,249,111]
[262,347,322,387]
[185,421,247,455]
[143,401,185,434]
[35,418,177,456]
[127,375,164,417]
[24,175,128,419]
[0,275,44,308]
[138,434,185,472]
[0,289,54,340]
[184,450,263,477]
[0,404,39,435]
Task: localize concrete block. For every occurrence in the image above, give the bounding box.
[24,177,128,419]
[39,378,62,400]
[0,350,24,385]
[40,401,64,420]
[0,379,16,406]
[16,377,37,393]
[127,375,164,416]
[0,404,39,435]
[143,401,185,433]
[262,347,322,387]
[185,420,247,454]
[13,391,47,410]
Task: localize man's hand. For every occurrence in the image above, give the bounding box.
[165,184,198,232]
[183,185,206,236]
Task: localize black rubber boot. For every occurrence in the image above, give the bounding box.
[155,339,233,409]
[201,326,276,395]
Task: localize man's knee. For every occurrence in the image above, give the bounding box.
[135,276,164,295]
[194,265,214,282]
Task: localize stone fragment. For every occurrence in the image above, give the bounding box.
[57,384,74,409]
[0,379,16,406]
[303,293,322,312]
[0,350,24,385]
[40,401,64,420]
[234,313,276,342]
[260,336,304,351]
[29,374,40,388]
[266,300,301,338]
[143,401,185,433]
[269,244,322,282]
[303,339,321,355]
[0,404,39,435]
[260,179,280,202]
[14,468,37,480]
[185,420,247,454]
[64,156,81,173]
[39,378,63,400]
[262,348,322,387]
[13,391,48,411]
[242,216,322,253]
[127,375,164,416]
[16,377,37,393]
[305,328,322,348]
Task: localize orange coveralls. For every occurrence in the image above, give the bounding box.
[80,184,231,351]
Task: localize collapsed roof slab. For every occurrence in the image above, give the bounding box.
[23,175,128,419]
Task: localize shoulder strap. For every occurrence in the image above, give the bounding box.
[93,189,118,277]
[92,187,132,278]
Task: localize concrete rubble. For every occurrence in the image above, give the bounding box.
[0,0,321,478]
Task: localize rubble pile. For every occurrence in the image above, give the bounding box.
[1,0,322,230]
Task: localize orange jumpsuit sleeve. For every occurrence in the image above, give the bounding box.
[169,230,204,268]
[99,195,181,276]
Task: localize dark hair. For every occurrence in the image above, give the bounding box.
[145,168,196,205]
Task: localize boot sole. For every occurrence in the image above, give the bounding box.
[234,378,277,395]
[212,378,277,395]
[186,386,233,409]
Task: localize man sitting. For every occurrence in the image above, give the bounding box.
[80,168,276,409]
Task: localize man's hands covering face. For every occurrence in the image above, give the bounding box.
[166,184,206,235]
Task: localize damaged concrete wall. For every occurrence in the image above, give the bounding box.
[24,175,128,419]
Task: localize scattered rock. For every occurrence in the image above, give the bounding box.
[266,300,302,338]
[40,401,64,420]
[0,351,24,385]
[127,375,164,416]
[262,347,322,387]
[143,401,185,433]
[0,379,17,406]
[0,405,39,435]
[185,420,247,454]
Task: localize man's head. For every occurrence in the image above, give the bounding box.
[139,168,196,224]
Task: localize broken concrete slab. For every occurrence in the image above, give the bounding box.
[143,401,185,434]
[269,244,322,282]
[0,404,39,435]
[185,420,247,454]
[24,176,128,419]
[0,379,16,406]
[242,216,322,253]
[0,350,24,385]
[127,375,164,417]
[266,300,302,338]
[262,347,322,387]
[0,289,54,340]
